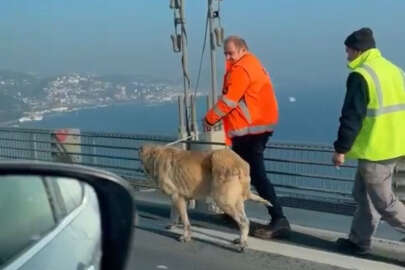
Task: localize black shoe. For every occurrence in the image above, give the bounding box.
[248,220,267,236]
[336,238,370,255]
[252,218,291,240]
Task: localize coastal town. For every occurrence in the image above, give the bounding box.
[0,70,187,123]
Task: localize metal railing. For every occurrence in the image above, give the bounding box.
[0,127,357,215]
[0,127,173,179]
[262,141,357,214]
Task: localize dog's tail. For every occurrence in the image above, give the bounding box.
[248,192,272,207]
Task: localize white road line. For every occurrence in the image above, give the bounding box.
[169,226,404,270]
[139,188,157,192]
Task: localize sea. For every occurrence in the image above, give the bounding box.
[18,88,344,145]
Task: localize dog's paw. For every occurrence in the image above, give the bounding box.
[179,235,191,242]
[237,245,246,253]
[232,238,241,244]
[165,224,176,230]
[166,223,184,230]
[232,238,247,252]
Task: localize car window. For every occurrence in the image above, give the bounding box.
[0,176,55,266]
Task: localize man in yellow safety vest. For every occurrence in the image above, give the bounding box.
[333,27,405,255]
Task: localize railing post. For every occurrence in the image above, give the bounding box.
[51,128,82,164]
[31,133,38,160]
[92,137,98,165]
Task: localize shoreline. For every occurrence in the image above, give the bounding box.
[0,98,180,128]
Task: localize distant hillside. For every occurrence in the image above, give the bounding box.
[97,74,177,85]
[0,70,39,98]
[0,70,36,81]
[0,93,27,122]
[0,70,183,123]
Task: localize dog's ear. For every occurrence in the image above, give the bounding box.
[139,144,155,161]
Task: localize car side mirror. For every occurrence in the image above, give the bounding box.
[0,161,135,270]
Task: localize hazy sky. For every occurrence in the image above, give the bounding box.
[1,0,405,91]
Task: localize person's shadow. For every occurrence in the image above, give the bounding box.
[247,220,405,267]
[135,200,405,266]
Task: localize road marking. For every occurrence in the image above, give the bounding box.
[140,188,157,192]
[156,265,168,269]
[169,226,404,270]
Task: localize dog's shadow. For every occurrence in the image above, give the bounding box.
[135,200,405,265]
[135,200,240,231]
[135,224,243,253]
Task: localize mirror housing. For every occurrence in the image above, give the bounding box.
[0,161,135,270]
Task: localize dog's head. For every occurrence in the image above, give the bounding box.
[139,144,161,177]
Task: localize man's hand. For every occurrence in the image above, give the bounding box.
[202,118,213,132]
[332,152,345,167]
[202,117,222,132]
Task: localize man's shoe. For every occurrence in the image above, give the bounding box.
[336,238,370,255]
[248,220,267,236]
[252,218,291,240]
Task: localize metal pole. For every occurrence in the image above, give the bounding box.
[208,0,218,106]
[191,95,199,140]
[178,95,186,137]
[178,0,192,138]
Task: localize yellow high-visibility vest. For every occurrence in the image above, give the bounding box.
[346,49,405,161]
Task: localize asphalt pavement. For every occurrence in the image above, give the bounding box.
[126,190,405,270]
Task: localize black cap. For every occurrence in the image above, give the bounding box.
[344,27,376,52]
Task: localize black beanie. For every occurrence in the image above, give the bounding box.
[344,27,376,52]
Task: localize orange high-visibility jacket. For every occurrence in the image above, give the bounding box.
[205,52,278,142]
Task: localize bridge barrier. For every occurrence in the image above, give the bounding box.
[0,127,361,215]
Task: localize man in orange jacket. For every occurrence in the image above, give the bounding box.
[204,35,290,239]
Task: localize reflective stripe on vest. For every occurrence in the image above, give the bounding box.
[228,124,274,137]
[361,64,405,117]
[367,104,405,117]
[362,64,383,108]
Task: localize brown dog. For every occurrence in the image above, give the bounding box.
[139,144,271,250]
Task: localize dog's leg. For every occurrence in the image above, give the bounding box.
[235,200,249,251]
[216,201,249,252]
[166,202,180,229]
[172,194,191,242]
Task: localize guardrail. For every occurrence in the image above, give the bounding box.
[0,127,358,215]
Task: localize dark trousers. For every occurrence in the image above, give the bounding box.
[232,132,285,221]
